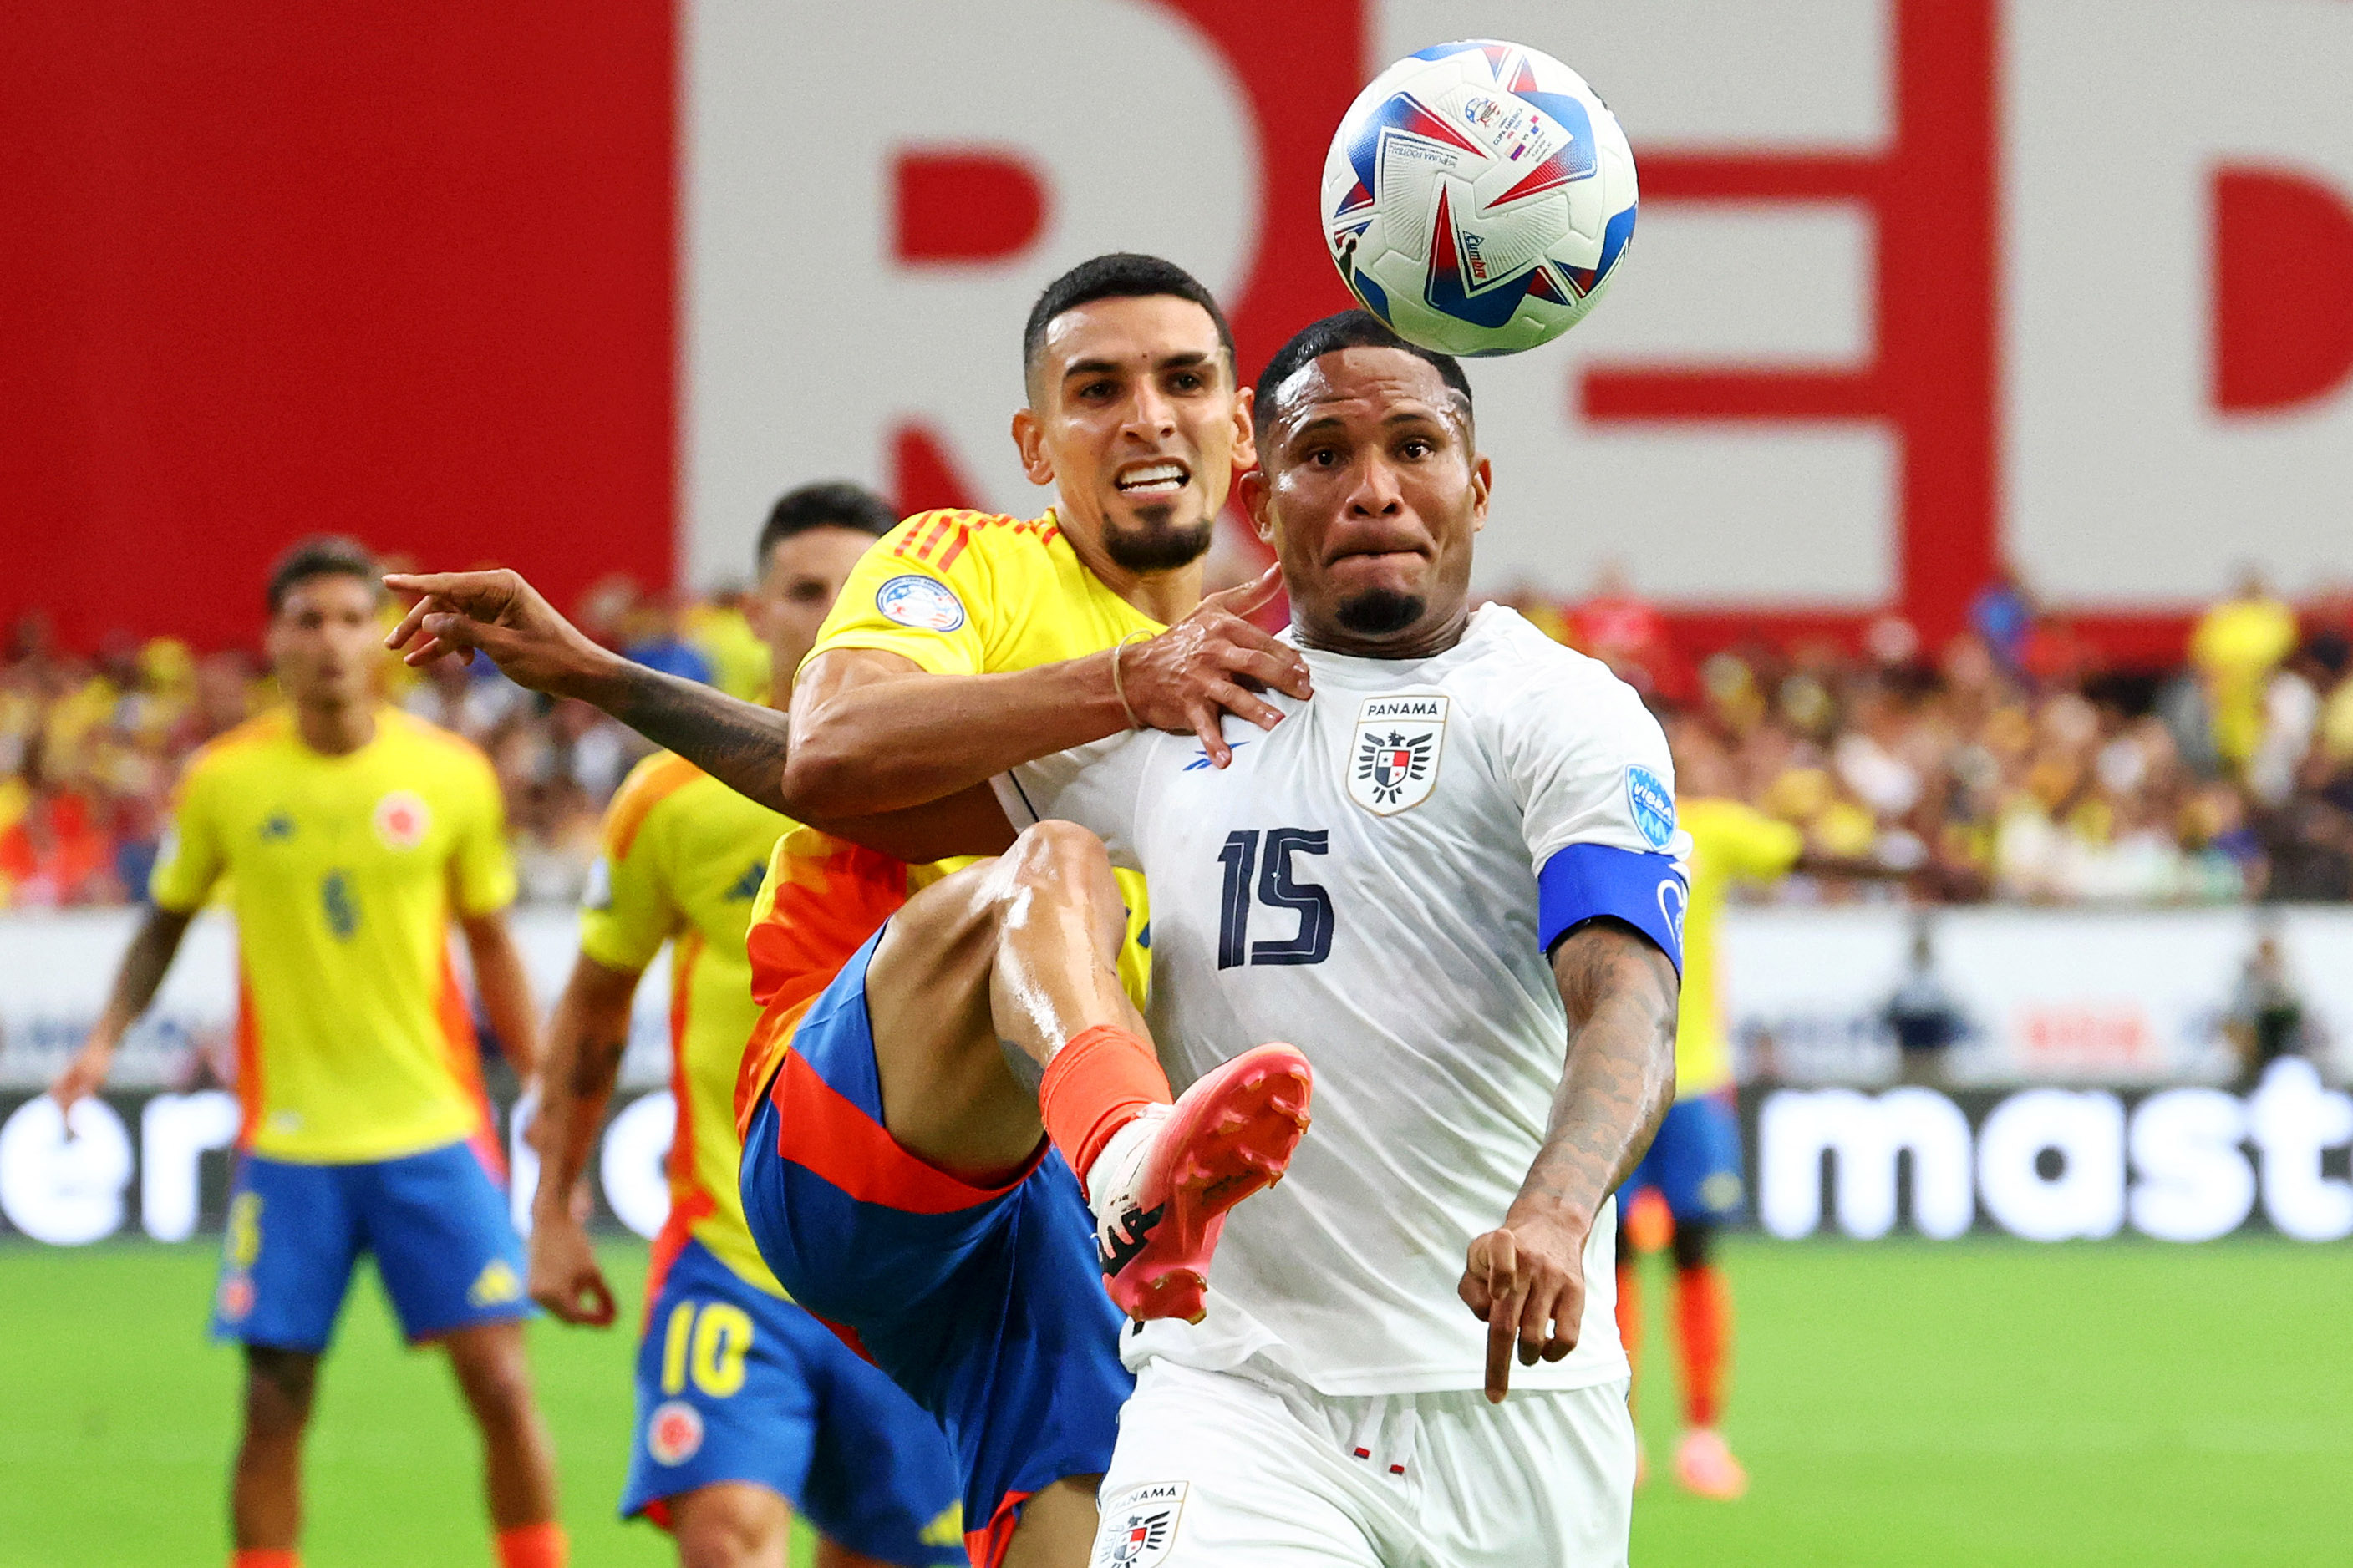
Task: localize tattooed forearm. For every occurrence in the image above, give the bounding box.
[596,662,793,814]
[1512,921,1680,1226]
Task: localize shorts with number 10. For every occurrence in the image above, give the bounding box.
[623,1236,965,1564]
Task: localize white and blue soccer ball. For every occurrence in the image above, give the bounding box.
[1322,40,1638,357]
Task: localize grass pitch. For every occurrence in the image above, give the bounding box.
[1,1236,2345,1566]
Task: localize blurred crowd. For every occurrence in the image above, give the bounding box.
[7,568,2353,912]
[1512,567,2353,906]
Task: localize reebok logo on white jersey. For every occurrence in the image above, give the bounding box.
[1349,694,1447,815]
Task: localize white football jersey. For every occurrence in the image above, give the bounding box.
[995,605,1685,1397]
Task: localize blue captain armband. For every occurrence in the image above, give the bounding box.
[1537,843,1687,975]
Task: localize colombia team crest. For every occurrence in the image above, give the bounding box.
[1092,1480,1187,1567]
[373,790,431,850]
[646,1399,704,1466]
[1348,693,1447,815]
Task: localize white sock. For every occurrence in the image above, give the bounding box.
[1084,1104,1168,1212]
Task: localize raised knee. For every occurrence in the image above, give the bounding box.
[1004,819,1113,885]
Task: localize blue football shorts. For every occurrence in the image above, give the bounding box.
[1623,1092,1747,1224]
[739,925,1134,1568]
[622,1235,965,1563]
[211,1136,529,1351]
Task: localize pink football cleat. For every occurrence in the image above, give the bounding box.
[1674,1428,1750,1500]
[1088,1043,1313,1323]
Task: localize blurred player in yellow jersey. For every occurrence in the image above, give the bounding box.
[525,483,963,1568]
[53,538,566,1568]
[1616,724,1911,1500]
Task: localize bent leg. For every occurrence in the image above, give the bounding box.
[864,820,1146,1179]
[231,1346,318,1552]
[442,1320,562,1534]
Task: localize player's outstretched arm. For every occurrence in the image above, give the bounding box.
[50,906,195,1110]
[1460,920,1678,1403]
[525,954,639,1328]
[385,570,797,814]
[785,566,1312,818]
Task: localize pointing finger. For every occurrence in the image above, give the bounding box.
[1486,1288,1521,1403]
[1481,1230,1522,1403]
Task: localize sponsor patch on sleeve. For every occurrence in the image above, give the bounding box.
[875,573,968,633]
[1625,764,1675,849]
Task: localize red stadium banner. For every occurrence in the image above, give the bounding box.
[8,2,2353,657]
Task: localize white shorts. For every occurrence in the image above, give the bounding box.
[1089,1357,1634,1567]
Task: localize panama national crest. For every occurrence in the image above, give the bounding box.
[1349,694,1448,815]
[1092,1480,1187,1568]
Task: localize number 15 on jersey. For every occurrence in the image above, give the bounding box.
[1216,829,1334,970]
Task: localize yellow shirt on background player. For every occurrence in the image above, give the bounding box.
[1673,798,1803,1099]
[806,506,1157,1000]
[578,753,790,1294]
[150,708,516,1162]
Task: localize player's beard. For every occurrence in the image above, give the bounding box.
[1334,588,1426,635]
[1101,505,1216,574]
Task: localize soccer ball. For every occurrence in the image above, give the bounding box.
[1321,39,1638,357]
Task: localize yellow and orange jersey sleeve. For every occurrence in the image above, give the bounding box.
[446,745,518,917]
[577,754,699,975]
[149,747,228,914]
[805,510,1009,677]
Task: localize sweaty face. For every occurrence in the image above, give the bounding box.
[1243,348,1487,654]
[268,575,383,710]
[748,524,879,693]
[1017,295,1248,576]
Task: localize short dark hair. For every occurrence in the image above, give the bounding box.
[1252,311,1474,439]
[267,535,381,614]
[756,480,898,569]
[1021,252,1236,398]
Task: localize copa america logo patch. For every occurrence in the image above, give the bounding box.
[1348,693,1448,815]
[646,1399,704,1466]
[373,789,430,851]
[875,573,967,633]
[1092,1480,1187,1567]
[1625,765,1675,848]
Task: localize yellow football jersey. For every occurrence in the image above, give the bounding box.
[150,708,517,1162]
[802,506,1157,1003]
[578,754,790,1296]
[1674,797,1803,1099]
